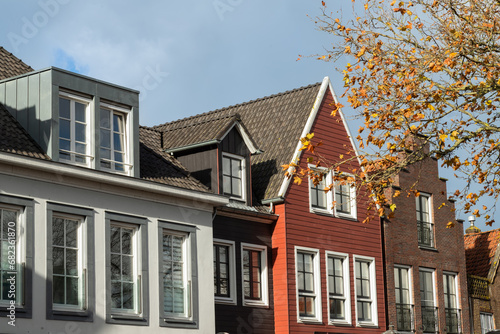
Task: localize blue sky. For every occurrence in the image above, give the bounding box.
[1,0,496,231]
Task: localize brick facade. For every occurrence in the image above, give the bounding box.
[384,155,471,334]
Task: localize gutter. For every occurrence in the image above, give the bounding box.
[0,152,229,207]
[164,140,220,154]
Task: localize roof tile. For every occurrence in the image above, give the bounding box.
[0,47,33,80]
[464,229,500,277]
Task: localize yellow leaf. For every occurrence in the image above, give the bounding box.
[390,204,397,212]
[428,104,435,111]
[293,176,302,185]
[357,47,366,58]
[439,134,448,142]
[446,222,455,228]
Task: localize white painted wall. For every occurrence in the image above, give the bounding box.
[0,172,217,334]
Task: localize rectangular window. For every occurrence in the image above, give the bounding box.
[162,231,189,318]
[417,193,434,247]
[158,222,198,329]
[241,243,268,307]
[110,224,138,312]
[310,171,328,210]
[481,313,494,334]
[326,251,351,324]
[222,153,245,200]
[354,255,378,326]
[335,176,357,219]
[100,103,130,174]
[395,266,413,332]
[296,247,321,323]
[444,273,461,334]
[420,268,438,333]
[214,239,236,305]
[52,215,84,310]
[59,93,91,165]
[47,204,94,321]
[0,196,34,319]
[105,213,148,325]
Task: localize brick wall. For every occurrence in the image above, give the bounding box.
[384,156,471,334]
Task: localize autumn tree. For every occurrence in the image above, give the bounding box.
[289,0,500,225]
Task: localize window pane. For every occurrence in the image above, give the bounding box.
[222,157,230,175]
[111,281,121,309]
[100,109,110,128]
[75,102,86,122]
[75,123,86,143]
[52,247,64,275]
[53,276,65,304]
[232,178,242,197]
[65,219,78,248]
[59,98,70,119]
[59,119,71,139]
[113,114,123,132]
[111,254,121,280]
[231,159,241,178]
[114,133,123,152]
[330,298,345,319]
[66,277,79,305]
[122,229,132,255]
[66,249,78,276]
[223,175,231,194]
[122,256,132,281]
[100,129,111,149]
[123,282,134,309]
[110,226,120,253]
[52,218,65,246]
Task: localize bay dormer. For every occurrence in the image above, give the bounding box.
[0,67,140,177]
[159,113,261,205]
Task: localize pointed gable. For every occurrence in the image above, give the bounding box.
[154,82,322,202]
[0,47,33,80]
[464,229,500,279]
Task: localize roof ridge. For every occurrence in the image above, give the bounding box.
[162,113,239,133]
[153,81,322,129]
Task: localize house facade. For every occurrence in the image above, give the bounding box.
[0,49,227,333]
[464,226,500,334]
[382,148,471,334]
[150,77,386,333]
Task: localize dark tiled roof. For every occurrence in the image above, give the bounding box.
[154,82,322,202]
[464,229,500,278]
[139,126,210,192]
[0,104,50,160]
[0,47,33,80]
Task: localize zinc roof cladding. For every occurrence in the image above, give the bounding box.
[0,47,33,80]
[0,104,50,160]
[464,229,500,278]
[139,126,210,192]
[153,82,323,202]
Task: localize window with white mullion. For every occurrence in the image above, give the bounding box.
[481,313,494,334]
[162,231,189,318]
[110,224,138,313]
[420,269,438,333]
[335,184,351,214]
[297,252,316,318]
[416,193,434,247]
[214,244,230,298]
[52,216,84,309]
[100,108,127,173]
[354,255,378,326]
[327,253,350,323]
[59,96,89,165]
[395,266,413,331]
[310,174,327,210]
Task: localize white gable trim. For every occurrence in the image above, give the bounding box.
[220,121,260,154]
[277,76,361,198]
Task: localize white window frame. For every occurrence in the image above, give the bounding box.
[222,152,246,202]
[443,271,460,334]
[241,243,268,307]
[0,204,25,307]
[51,213,87,312]
[109,222,140,315]
[214,239,237,305]
[308,166,333,215]
[334,173,357,219]
[394,265,413,332]
[161,229,192,321]
[295,246,322,323]
[99,102,132,175]
[353,255,378,327]
[481,313,495,334]
[417,192,434,248]
[58,91,93,167]
[326,251,351,325]
[419,267,438,333]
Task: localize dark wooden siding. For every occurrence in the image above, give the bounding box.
[176,147,218,191]
[273,89,386,333]
[213,214,275,334]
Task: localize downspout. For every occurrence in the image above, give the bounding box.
[381,215,390,330]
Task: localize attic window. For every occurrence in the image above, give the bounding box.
[222,153,245,201]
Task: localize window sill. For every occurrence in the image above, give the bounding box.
[418,245,438,252]
[161,317,198,329]
[335,213,358,221]
[329,320,352,326]
[242,300,269,308]
[215,297,237,305]
[108,313,148,326]
[310,208,333,217]
[298,318,323,324]
[356,322,378,328]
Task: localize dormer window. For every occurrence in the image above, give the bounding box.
[59,93,91,166]
[99,103,130,174]
[222,153,245,201]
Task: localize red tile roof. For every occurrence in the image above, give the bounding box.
[464,229,500,278]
